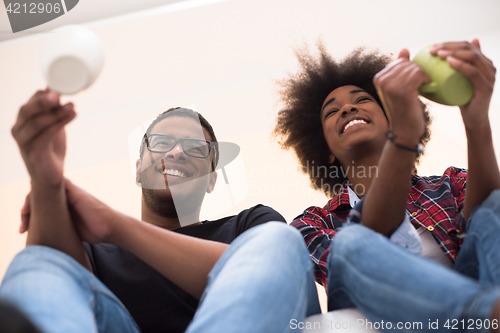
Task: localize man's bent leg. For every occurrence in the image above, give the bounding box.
[455,189,500,284]
[185,222,321,333]
[327,224,500,333]
[0,246,140,333]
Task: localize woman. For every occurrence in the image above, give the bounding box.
[275,40,500,332]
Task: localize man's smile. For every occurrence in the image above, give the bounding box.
[163,168,187,178]
[154,159,193,180]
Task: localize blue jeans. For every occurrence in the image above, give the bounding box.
[0,246,141,333]
[0,222,320,333]
[327,189,500,332]
[185,222,321,333]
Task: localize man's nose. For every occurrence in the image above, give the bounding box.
[165,143,187,161]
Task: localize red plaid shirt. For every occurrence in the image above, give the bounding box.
[291,166,467,288]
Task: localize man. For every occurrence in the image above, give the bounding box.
[0,89,320,333]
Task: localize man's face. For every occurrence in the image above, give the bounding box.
[136,116,217,219]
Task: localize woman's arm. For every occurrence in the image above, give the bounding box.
[361,49,429,235]
[431,40,500,221]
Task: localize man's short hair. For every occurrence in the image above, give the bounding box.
[139,107,220,170]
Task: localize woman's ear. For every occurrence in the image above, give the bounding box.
[329,154,336,164]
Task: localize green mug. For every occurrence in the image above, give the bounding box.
[413,45,474,106]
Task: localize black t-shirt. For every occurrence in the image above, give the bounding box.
[84,204,285,333]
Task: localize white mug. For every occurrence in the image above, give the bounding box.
[41,25,104,95]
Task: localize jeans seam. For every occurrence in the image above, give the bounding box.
[282,263,315,333]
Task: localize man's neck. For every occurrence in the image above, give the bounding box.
[141,208,182,230]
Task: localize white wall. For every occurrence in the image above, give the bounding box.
[1,0,500,280]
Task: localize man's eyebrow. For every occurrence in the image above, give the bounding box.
[321,89,368,114]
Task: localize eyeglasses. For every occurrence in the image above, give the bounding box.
[144,134,214,159]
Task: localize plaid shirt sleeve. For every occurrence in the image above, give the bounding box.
[448,167,468,234]
[291,206,340,287]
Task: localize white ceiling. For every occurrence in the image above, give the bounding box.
[0,0,188,42]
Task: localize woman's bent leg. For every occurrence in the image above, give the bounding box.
[455,189,500,284]
[327,224,500,333]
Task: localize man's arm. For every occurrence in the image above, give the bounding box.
[12,89,91,270]
[64,180,226,299]
[114,217,227,300]
[107,204,285,299]
[430,40,500,221]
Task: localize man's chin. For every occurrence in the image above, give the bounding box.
[141,186,195,207]
[142,187,170,197]
[142,187,203,220]
[142,188,177,217]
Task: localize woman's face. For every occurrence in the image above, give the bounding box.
[321,85,388,164]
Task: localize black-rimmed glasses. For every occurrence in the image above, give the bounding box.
[144,134,214,159]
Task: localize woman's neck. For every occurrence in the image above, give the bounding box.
[340,152,381,199]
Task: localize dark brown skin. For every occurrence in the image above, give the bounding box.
[367,40,499,332]
[11,88,90,270]
[320,40,499,331]
[360,40,500,235]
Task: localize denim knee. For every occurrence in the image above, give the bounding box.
[231,222,305,254]
[329,223,374,260]
[253,222,305,249]
[0,245,99,305]
[3,246,89,283]
[480,189,500,211]
[465,189,500,241]
[208,221,310,282]
[468,189,500,226]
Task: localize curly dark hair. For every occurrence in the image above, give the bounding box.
[274,42,432,197]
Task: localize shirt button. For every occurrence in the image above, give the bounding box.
[427,226,434,231]
[411,212,418,216]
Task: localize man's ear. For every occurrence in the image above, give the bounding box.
[135,159,142,184]
[329,154,336,164]
[206,171,218,194]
